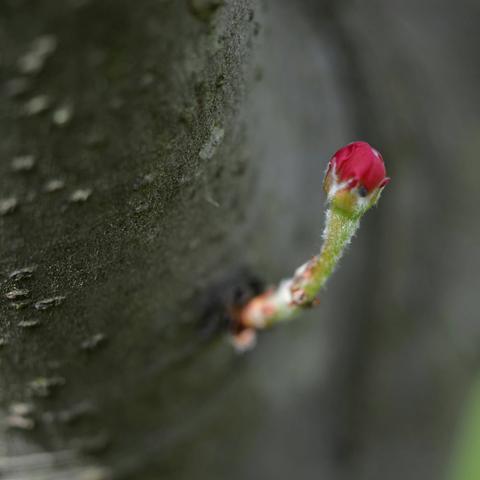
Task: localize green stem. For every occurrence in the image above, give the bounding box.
[301,207,360,302]
[239,206,361,330]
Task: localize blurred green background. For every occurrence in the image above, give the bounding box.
[451,380,480,480]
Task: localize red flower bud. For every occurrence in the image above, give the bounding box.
[327,141,390,194]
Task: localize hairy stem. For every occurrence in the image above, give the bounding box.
[238,207,360,331]
[301,207,360,301]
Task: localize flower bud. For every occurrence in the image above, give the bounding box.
[323,141,390,216]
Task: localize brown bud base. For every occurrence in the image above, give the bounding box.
[197,269,264,346]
